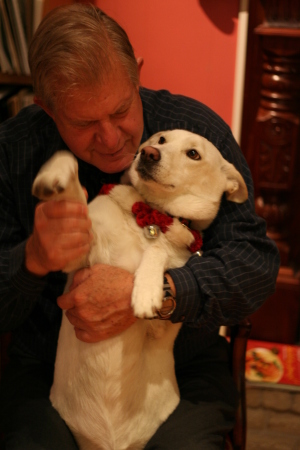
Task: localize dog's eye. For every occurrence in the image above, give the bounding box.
[186,149,201,160]
[158,136,166,145]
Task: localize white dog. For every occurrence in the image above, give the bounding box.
[32,130,248,450]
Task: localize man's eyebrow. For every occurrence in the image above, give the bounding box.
[118,88,137,108]
[114,95,133,112]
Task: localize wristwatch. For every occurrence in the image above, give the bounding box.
[155,276,176,320]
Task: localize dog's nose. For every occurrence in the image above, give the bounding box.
[140,146,161,162]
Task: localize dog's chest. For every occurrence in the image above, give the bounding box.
[87,195,152,273]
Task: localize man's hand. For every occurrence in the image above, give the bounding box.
[25,200,93,276]
[57,264,137,342]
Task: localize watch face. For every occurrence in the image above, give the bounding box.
[156,296,176,319]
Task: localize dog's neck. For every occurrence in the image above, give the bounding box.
[132,201,202,253]
[99,184,203,253]
[137,192,219,230]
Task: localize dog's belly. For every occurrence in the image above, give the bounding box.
[50,194,182,450]
[50,315,181,450]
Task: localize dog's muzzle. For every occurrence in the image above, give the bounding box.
[136,146,160,180]
[140,146,161,162]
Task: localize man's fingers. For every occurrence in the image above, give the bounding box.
[44,242,90,270]
[69,267,93,290]
[57,231,93,250]
[57,264,136,343]
[58,294,73,311]
[73,314,137,343]
[36,204,92,233]
[74,329,95,343]
[37,200,89,220]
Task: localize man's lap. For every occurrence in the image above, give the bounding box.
[0,336,237,450]
[0,353,78,450]
[145,335,238,449]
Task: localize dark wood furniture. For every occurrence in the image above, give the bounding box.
[226,319,252,450]
[241,0,300,344]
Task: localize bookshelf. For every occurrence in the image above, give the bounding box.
[0,0,76,83]
[0,1,79,120]
[0,73,31,85]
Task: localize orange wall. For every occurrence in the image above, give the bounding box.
[96,0,239,126]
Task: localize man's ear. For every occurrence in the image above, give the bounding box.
[136,57,144,80]
[34,96,55,120]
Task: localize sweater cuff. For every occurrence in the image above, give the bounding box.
[9,241,48,295]
[168,263,202,324]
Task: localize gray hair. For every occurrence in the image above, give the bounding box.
[28,3,139,110]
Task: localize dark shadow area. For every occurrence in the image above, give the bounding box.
[199,0,239,34]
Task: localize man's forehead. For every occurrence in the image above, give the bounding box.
[58,85,136,121]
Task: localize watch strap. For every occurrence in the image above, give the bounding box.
[156,276,176,320]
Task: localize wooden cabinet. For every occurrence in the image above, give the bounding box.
[241,0,300,344]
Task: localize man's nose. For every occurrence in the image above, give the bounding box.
[96,121,120,150]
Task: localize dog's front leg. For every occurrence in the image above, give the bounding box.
[32,151,86,205]
[32,151,90,272]
[132,244,169,318]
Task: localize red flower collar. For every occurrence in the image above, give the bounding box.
[132,202,173,233]
[99,184,203,253]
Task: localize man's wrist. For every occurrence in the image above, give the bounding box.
[164,273,176,296]
[25,236,48,277]
[156,275,176,320]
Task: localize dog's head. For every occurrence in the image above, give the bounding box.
[128,130,248,229]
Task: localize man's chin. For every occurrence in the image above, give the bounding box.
[95,155,134,174]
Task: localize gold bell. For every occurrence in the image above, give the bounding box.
[144,224,160,239]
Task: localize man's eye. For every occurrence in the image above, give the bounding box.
[158,136,166,144]
[74,121,95,128]
[186,149,201,160]
[114,108,129,117]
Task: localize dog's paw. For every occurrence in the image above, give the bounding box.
[32,151,78,201]
[131,281,163,319]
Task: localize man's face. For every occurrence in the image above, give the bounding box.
[39,66,144,174]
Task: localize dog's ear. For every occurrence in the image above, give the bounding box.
[221,161,248,203]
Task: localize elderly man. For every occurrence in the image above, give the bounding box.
[0,4,279,449]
